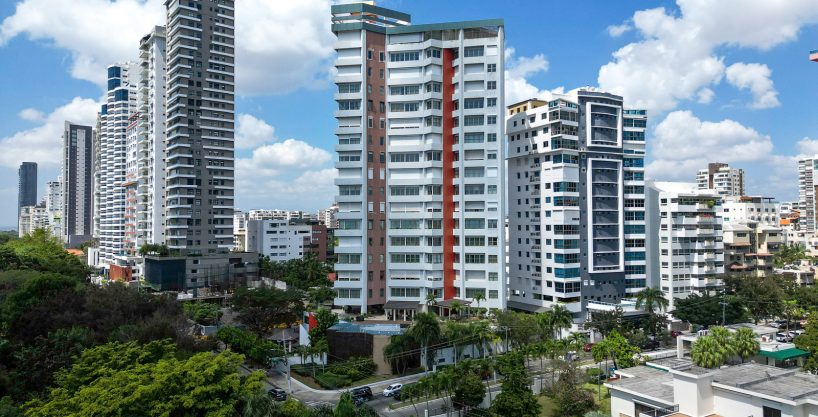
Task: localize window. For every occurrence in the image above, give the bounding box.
[338,185,361,196]
[379,51,385,61]
[762,407,782,417]
[487,63,496,72]
[390,287,421,297]
[464,98,484,109]
[337,83,360,93]
[488,290,498,299]
[391,253,421,263]
[487,81,497,90]
[338,100,360,110]
[390,153,420,163]
[465,254,485,263]
[464,115,484,126]
[465,219,485,229]
[487,97,497,107]
[426,48,441,58]
[390,85,421,95]
[390,51,420,62]
[487,115,497,124]
[367,49,373,60]
[389,102,420,112]
[464,46,484,57]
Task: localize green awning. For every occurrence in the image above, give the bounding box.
[759,348,809,361]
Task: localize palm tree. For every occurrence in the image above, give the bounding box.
[472,293,486,317]
[538,310,555,341]
[550,304,573,339]
[731,327,760,363]
[567,332,587,354]
[635,287,670,314]
[409,312,442,371]
[425,292,438,314]
[709,326,735,360]
[449,300,463,319]
[691,335,725,368]
[477,358,495,403]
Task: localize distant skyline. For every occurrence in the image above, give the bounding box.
[1,0,818,226]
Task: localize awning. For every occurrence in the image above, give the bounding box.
[759,348,809,361]
[383,300,421,310]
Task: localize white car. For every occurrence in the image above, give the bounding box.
[383,383,403,397]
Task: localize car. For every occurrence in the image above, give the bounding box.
[775,332,793,343]
[583,343,595,352]
[267,388,287,401]
[670,330,682,338]
[383,383,403,397]
[350,386,373,403]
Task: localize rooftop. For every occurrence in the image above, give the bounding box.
[329,321,405,336]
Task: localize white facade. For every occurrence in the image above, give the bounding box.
[97,62,138,267]
[244,219,315,262]
[318,205,339,229]
[331,4,506,312]
[696,162,745,197]
[798,156,817,233]
[135,26,167,249]
[646,182,724,310]
[45,178,62,239]
[721,196,780,226]
[506,91,647,318]
[18,203,49,238]
[247,209,315,222]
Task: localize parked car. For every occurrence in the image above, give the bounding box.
[583,343,595,352]
[383,383,403,397]
[267,388,287,401]
[775,332,793,343]
[351,386,373,404]
[670,330,681,338]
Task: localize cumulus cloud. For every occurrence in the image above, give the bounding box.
[599,0,818,114]
[607,23,631,37]
[648,110,773,180]
[18,108,45,122]
[236,114,276,149]
[0,97,99,169]
[797,137,818,157]
[504,47,563,105]
[725,62,780,109]
[0,0,335,95]
[696,88,715,104]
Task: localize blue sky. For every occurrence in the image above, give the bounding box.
[1,0,817,228]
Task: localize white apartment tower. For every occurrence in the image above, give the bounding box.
[646,182,725,309]
[696,162,745,197]
[45,178,62,239]
[506,91,647,319]
[798,156,818,233]
[136,26,168,248]
[98,63,138,268]
[331,3,506,314]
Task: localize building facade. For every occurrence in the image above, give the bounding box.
[798,155,818,233]
[506,91,647,319]
[331,3,506,313]
[45,178,62,239]
[163,0,235,254]
[62,122,94,246]
[723,221,782,277]
[244,219,331,262]
[721,196,779,226]
[136,25,168,249]
[97,63,137,267]
[646,182,724,310]
[696,162,745,197]
[318,204,339,229]
[17,162,37,213]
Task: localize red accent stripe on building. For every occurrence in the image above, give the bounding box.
[442,48,456,300]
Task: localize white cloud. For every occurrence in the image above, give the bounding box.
[607,23,631,37]
[696,88,715,104]
[0,0,335,95]
[599,0,818,114]
[648,110,773,180]
[725,62,780,109]
[504,47,563,105]
[18,108,45,122]
[797,137,818,157]
[237,138,332,178]
[236,114,276,149]
[0,97,99,169]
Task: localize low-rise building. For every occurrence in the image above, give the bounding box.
[776,259,816,286]
[722,220,782,277]
[142,252,260,292]
[244,219,331,262]
[676,323,809,369]
[607,358,818,417]
[18,202,49,238]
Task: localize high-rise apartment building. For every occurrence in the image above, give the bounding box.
[97,63,137,267]
[62,122,94,246]
[45,178,62,239]
[18,203,48,238]
[506,91,647,320]
[798,156,818,233]
[244,219,331,262]
[137,26,168,248]
[719,196,782,277]
[331,3,506,314]
[696,162,745,197]
[646,182,724,310]
[17,162,37,213]
[163,0,235,254]
[318,204,339,229]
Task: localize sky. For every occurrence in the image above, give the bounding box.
[1,0,818,228]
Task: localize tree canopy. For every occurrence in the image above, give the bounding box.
[231,286,305,335]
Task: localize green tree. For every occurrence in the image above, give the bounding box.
[334,392,356,417]
[723,274,785,324]
[584,307,624,339]
[183,301,222,325]
[591,330,640,370]
[472,292,486,316]
[691,335,725,369]
[408,312,441,370]
[25,344,263,417]
[709,326,735,360]
[489,359,540,417]
[671,293,746,327]
[231,286,305,335]
[795,312,818,374]
[552,363,596,417]
[452,373,485,412]
[308,308,339,346]
[731,327,760,363]
[773,244,806,267]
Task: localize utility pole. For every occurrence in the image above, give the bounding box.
[720,301,728,325]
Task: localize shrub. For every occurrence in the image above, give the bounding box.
[314,372,351,389]
[216,326,283,366]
